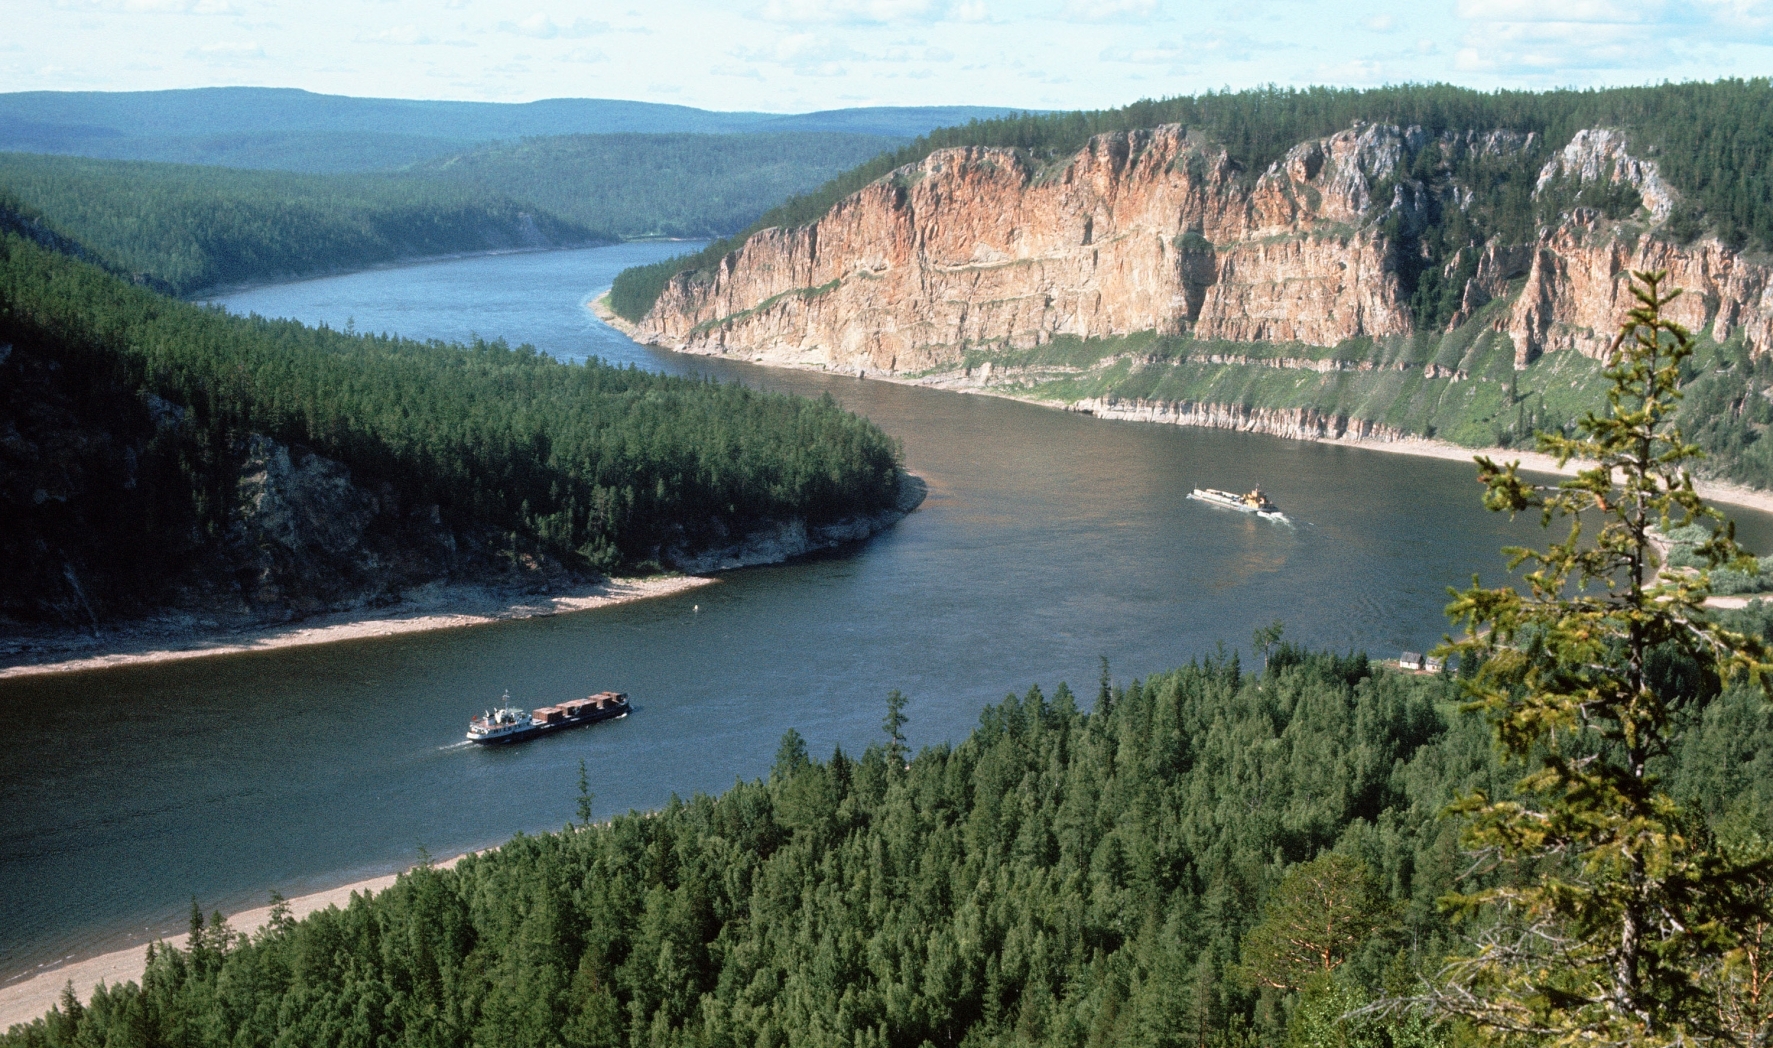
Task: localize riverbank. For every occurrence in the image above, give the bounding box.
[0,575,716,680]
[0,855,477,1032]
[591,295,1773,519]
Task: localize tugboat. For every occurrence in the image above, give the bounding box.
[1189,486,1287,520]
[466,690,630,745]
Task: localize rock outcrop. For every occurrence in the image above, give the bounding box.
[1505,214,1773,365]
[641,123,1429,373]
[1070,398,1409,443]
[637,122,1773,378]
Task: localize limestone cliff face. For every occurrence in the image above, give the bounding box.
[1506,216,1773,365]
[638,121,1773,379]
[1069,398,1409,443]
[640,123,1427,373]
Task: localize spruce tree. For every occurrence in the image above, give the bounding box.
[1429,272,1773,1046]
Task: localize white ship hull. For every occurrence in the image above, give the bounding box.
[1189,487,1287,521]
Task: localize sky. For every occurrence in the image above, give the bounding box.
[5,0,1773,113]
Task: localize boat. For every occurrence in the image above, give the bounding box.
[1189,486,1287,520]
[466,690,630,745]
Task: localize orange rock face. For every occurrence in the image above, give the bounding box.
[1507,214,1773,365]
[638,122,1773,374]
[639,124,1418,373]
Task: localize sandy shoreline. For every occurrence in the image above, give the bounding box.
[589,294,1773,520]
[0,575,716,681]
[0,855,479,1032]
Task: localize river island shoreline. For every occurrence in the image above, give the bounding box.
[0,575,717,680]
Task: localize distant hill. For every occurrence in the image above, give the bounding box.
[0,88,1028,172]
[416,132,902,239]
[0,153,604,295]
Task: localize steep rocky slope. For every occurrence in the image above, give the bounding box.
[632,122,1773,472]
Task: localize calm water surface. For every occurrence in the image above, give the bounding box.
[6,243,1769,981]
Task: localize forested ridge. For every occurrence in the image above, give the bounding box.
[0,153,604,296]
[0,212,902,623]
[416,132,902,240]
[610,79,1773,323]
[0,131,906,297]
[9,639,1771,1048]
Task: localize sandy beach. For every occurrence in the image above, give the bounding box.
[0,856,478,1032]
[0,575,716,681]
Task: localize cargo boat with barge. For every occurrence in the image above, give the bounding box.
[467,690,630,744]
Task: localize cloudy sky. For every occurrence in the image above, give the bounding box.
[6,0,1772,112]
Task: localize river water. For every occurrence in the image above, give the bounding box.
[5,242,1768,982]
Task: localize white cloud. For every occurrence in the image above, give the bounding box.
[362,24,433,44]
[53,0,241,13]
[498,13,608,38]
[560,46,608,62]
[1454,0,1655,21]
[710,62,767,79]
[1059,0,1157,22]
[731,31,862,74]
[184,39,264,61]
[1099,29,1248,64]
[753,0,979,23]
[1099,40,1186,64]
[1445,0,1752,75]
[1361,13,1395,31]
[1313,57,1386,83]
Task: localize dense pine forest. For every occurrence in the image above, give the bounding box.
[0,206,902,624]
[416,132,901,240]
[610,79,1773,323]
[0,153,603,296]
[7,641,1769,1048]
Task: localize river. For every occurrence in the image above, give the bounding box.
[5,242,1766,983]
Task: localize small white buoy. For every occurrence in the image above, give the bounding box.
[693,604,699,613]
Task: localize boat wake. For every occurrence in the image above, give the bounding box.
[436,740,476,752]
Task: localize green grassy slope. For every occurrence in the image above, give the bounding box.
[949,299,1773,485]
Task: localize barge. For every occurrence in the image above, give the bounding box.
[467,690,630,744]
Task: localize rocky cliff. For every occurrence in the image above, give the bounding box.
[636,122,1773,383]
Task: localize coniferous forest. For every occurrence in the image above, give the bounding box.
[0,154,604,296]
[413,133,902,241]
[6,641,1770,1048]
[0,204,903,623]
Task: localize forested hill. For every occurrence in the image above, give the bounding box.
[612,79,1773,322]
[0,211,904,628]
[0,130,906,294]
[416,132,901,240]
[9,643,1771,1048]
[0,153,604,296]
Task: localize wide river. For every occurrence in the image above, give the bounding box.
[7,242,1770,982]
